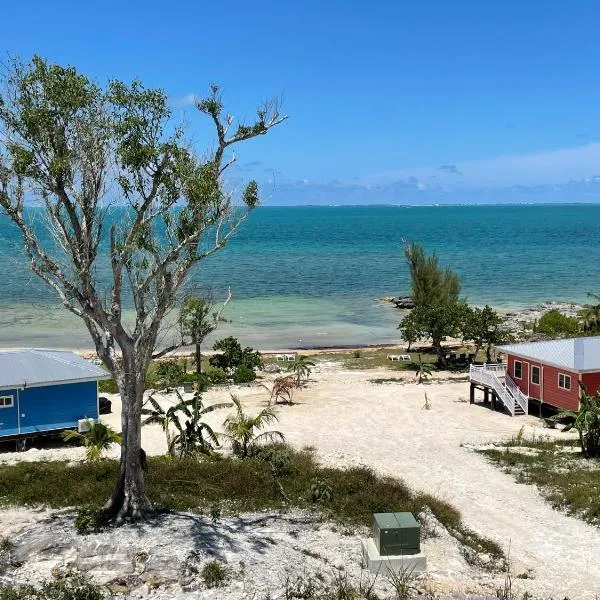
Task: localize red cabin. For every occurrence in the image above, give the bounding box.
[470,337,600,416]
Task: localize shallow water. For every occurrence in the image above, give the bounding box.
[0,204,598,349]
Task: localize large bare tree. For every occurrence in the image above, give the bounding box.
[0,56,285,521]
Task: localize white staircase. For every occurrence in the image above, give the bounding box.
[469,364,528,416]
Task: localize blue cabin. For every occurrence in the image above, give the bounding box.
[0,349,110,440]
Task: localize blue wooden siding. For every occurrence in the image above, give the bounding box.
[0,381,99,437]
[0,388,19,437]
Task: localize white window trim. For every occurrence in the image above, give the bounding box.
[514,360,522,380]
[531,366,540,385]
[0,395,14,408]
[558,373,571,391]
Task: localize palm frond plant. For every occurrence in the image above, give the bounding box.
[261,375,297,405]
[553,384,600,458]
[142,395,180,456]
[222,395,285,458]
[172,392,233,457]
[288,355,315,387]
[578,292,600,334]
[142,391,231,457]
[62,421,122,462]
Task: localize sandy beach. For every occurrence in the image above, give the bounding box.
[2,359,599,598]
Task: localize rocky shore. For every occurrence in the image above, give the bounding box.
[381,296,585,342]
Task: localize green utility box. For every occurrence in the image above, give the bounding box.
[372,512,420,556]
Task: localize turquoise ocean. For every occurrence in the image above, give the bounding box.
[0,204,599,350]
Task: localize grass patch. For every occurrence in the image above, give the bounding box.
[0,445,504,566]
[480,437,600,526]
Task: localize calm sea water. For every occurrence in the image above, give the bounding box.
[1,204,599,349]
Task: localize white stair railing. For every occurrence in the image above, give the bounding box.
[469,364,527,416]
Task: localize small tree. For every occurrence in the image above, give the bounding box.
[401,302,467,365]
[400,242,464,366]
[179,290,231,375]
[403,242,460,307]
[222,395,285,458]
[0,56,285,520]
[288,355,315,387]
[152,361,186,391]
[462,305,506,362]
[63,421,122,461]
[210,336,262,373]
[536,310,580,338]
[141,395,179,456]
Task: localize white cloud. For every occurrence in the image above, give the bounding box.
[173,93,197,107]
[362,142,600,188]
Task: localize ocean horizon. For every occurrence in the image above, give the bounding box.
[0,204,599,350]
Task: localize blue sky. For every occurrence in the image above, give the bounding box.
[4,0,600,204]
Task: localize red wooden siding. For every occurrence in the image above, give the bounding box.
[582,372,600,396]
[507,353,580,410]
[528,361,542,400]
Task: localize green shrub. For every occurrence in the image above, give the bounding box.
[536,310,580,338]
[153,362,186,390]
[205,367,227,384]
[98,379,118,394]
[0,571,105,599]
[181,372,210,392]
[74,508,109,535]
[233,365,256,384]
[200,560,231,588]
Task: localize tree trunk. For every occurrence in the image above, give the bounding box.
[102,349,153,522]
[195,342,202,375]
[434,339,446,368]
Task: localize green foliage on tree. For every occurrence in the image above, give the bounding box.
[152,362,186,391]
[63,421,122,462]
[209,336,262,373]
[400,301,467,365]
[579,292,600,334]
[179,291,230,374]
[0,55,285,521]
[461,304,506,362]
[399,243,465,365]
[536,310,581,338]
[553,385,600,458]
[222,395,285,458]
[404,242,461,307]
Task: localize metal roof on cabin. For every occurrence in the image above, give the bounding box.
[497,336,600,372]
[0,349,110,388]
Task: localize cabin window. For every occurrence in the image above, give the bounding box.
[514,361,522,379]
[558,373,571,390]
[0,395,14,408]
[531,366,540,385]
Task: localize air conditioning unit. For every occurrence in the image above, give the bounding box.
[77,418,95,433]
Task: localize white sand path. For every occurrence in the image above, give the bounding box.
[262,365,600,600]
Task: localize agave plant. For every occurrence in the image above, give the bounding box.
[63,421,122,462]
[288,355,315,387]
[222,395,285,458]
